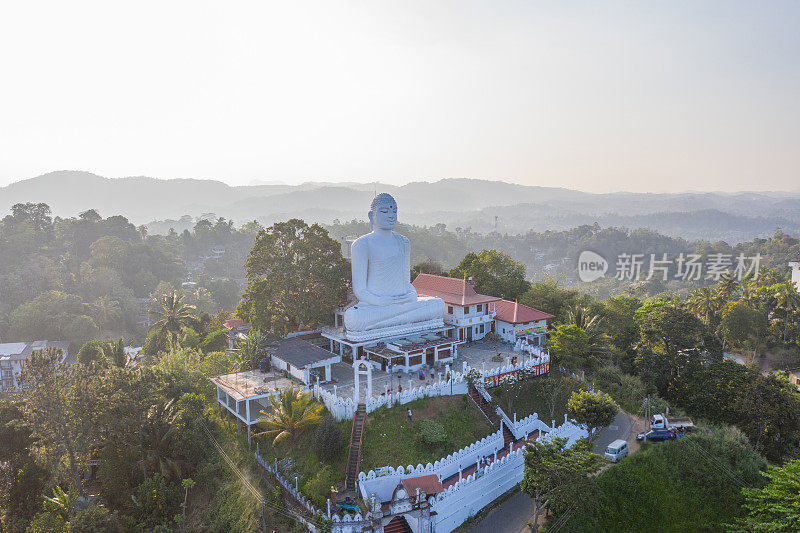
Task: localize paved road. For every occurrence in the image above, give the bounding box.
[467,490,534,533]
[467,410,641,532]
[593,410,637,454]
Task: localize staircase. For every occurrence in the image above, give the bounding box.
[469,386,498,427]
[345,403,366,491]
[502,422,515,449]
[384,515,413,533]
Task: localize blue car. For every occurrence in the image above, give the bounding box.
[636,429,674,442]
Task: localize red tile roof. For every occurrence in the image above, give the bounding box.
[412,274,499,306]
[224,318,249,330]
[401,474,444,498]
[494,299,554,324]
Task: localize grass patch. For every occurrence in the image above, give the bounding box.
[491,374,579,424]
[360,395,494,471]
[193,408,305,533]
[252,412,349,509]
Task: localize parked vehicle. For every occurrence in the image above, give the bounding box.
[636,429,674,442]
[604,439,629,462]
[650,413,694,431]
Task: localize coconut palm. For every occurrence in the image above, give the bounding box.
[137,398,188,480]
[254,385,323,446]
[150,291,198,349]
[688,287,716,325]
[100,338,132,367]
[715,273,738,307]
[232,329,273,371]
[567,305,610,359]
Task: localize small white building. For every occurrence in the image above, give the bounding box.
[493,300,554,346]
[268,336,341,384]
[790,259,800,293]
[210,368,295,442]
[0,340,71,391]
[412,274,499,342]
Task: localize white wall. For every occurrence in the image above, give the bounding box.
[496,319,547,343]
[792,263,800,292]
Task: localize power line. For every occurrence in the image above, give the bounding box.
[200,421,325,530]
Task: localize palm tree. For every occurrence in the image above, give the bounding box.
[715,273,738,307]
[100,338,132,367]
[232,329,273,371]
[254,386,323,446]
[138,398,187,480]
[43,486,80,521]
[568,305,609,359]
[150,291,198,349]
[775,282,800,343]
[688,287,716,325]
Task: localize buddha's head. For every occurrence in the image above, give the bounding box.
[368,193,398,231]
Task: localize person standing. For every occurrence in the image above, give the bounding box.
[408,408,413,422]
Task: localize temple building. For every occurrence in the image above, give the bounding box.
[412,274,499,342]
[493,299,554,345]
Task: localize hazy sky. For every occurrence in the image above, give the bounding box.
[1,1,799,192]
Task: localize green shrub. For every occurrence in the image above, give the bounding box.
[199,328,229,353]
[27,510,66,533]
[302,466,337,507]
[312,416,343,461]
[417,419,447,446]
[67,504,118,533]
[130,474,181,529]
[560,427,767,531]
[98,446,139,510]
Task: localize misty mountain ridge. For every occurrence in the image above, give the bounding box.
[2,171,799,243]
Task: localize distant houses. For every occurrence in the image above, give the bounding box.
[0,340,71,391]
[224,318,252,350]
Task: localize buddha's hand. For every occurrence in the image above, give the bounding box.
[376,294,415,306]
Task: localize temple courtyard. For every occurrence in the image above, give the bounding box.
[319,338,544,402]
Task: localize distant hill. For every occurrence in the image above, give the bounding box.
[1,171,799,243]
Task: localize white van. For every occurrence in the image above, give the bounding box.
[604,439,629,462]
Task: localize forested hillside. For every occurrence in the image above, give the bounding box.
[0,204,256,348]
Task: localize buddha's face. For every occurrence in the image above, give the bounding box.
[371,202,397,230]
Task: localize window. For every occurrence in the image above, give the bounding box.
[477,304,482,313]
[464,306,470,314]
[447,306,453,314]
[479,324,485,334]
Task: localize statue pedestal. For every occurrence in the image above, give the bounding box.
[344,317,444,342]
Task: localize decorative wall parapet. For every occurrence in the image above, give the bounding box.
[255,449,321,517]
[312,372,467,421]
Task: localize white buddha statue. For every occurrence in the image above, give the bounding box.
[343,194,444,339]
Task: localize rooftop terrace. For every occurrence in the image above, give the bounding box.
[210,369,296,400]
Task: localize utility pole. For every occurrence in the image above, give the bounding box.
[646,395,651,430]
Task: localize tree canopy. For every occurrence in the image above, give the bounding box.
[238,219,349,336]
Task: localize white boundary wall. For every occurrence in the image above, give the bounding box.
[312,371,467,421]
[357,415,583,504]
[430,419,587,532]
